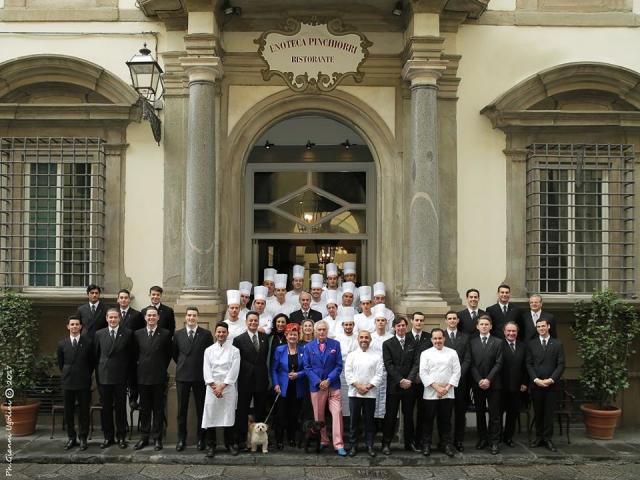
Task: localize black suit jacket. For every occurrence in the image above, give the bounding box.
[526,337,565,385]
[469,335,503,390]
[94,326,133,385]
[288,309,323,325]
[382,336,417,395]
[134,327,172,385]
[485,303,521,339]
[501,339,528,392]
[519,310,557,342]
[57,335,94,390]
[233,331,269,393]
[457,308,486,335]
[141,303,176,336]
[444,330,472,378]
[76,302,107,338]
[119,307,145,332]
[407,330,430,349]
[172,327,214,383]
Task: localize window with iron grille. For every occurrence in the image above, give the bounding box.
[0,138,106,289]
[526,144,635,296]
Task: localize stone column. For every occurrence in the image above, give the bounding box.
[400,59,448,308]
[179,57,223,299]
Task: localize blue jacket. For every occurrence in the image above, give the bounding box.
[270,343,307,398]
[303,338,342,392]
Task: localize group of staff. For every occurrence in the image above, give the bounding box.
[56,265,565,459]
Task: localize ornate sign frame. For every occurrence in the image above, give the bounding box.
[255,17,372,93]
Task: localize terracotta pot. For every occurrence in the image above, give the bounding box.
[1,400,40,436]
[580,403,622,440]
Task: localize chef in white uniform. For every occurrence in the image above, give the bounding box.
[335,314,358,419]
[370,304,393,420]
[202,321,241,457]
[373,282,396,325]
[341,261,360,307]
[322,262,340,301]
[323,290,340,338]
[267,274,295,317]
[310,273,328,317]
[286,264,305,305]
[252,286,273,335]
[238,281,252,321]
[354,286,375,333]
[224,290,247,340]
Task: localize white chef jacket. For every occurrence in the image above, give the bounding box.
[258,311,273,335]
[224,318,246,341]
[345,348,384,399]
[370,331,393,355]
[419,346,461,400]
[354,312,375,333]
[285,289,302,305]
[310,299,328,317]
[335,332,359,414]
[266,297,295,318]
[201,341,241,427]
[323,315,339,338]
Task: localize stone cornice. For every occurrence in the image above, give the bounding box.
[402,36,445,64]
[0,103,141,123]
[179,56,223,84]
[162,50,189,97]
[185,33,220,57]
[484,110,640,131]
[402,58,448,87]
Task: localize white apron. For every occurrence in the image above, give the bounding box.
[201,341,241,428]
[336,334,358,415]
[370,332,392,419]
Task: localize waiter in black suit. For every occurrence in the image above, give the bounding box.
[526,317,565,452]
[288,291,323,325]
[173,306,213,451]
[406,311,430,448]
[457,288,486,335]
[94,308,133,449]
[133,306,172,451]
[485,284,520,340]
[140,285,176,336]
[382,317,418,454]
[75,284,107,339]
[116,288,145,410]
[519,294,557,341]
[233,311,269,449]
[56,315,94,451]
[469,315,503,455]
[501,321,528,447]
[443,310,471,452]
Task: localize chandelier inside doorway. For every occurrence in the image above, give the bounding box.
[314,241,348,266]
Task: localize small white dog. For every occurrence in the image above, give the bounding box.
[248,421,269,453]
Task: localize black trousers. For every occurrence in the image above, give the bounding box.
[452,378,469,443]
[63,388,91,440]
[275,393,301,443]
[206,426,236,448]
[422,398,454,446]
[349,397,376,447]
[99,383,128,441]
[236,390,267,444]
[382,391,415,445]
[139,383,166,441]
[473,387,502,444]
[530,386,557,441]
[501,390,522,442]
[413,384,425,445]
[176,380,206,442]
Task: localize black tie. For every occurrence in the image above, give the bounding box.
[91,304,96,315]
[189,330,194,342]
[542,338,547,350]
[415,333,420,342]
[148,330,153,338]
[510,342,515,353]
[482,336,488,348]
[110,329,116,342]
[399,338,405,350]
[252,334,259,352]
[451,331,455,341]
[121,310,126,319]
[72,338,78,348]
[503,305,508,314]
[303,311,308,319]
[471,311,477,322]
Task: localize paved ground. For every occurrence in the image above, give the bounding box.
[2,427,640,479]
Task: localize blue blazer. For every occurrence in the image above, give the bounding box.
[303,338,342,392]
[270,344,307,399]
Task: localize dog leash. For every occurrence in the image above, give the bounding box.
[264,392,281,424]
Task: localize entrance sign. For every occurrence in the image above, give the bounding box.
[255,18,372,92]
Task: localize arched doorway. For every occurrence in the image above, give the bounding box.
[244,115,376,286]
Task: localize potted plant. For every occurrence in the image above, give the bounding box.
[572,289,640,439]
[0,291,44,436]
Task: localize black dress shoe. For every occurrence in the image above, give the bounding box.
[79,438,88,451]
[348,446,357,457]
[422,445,431,457]
[455,441,464,452]
[444,444,456,457]
[197,439,207,451]
[475,439,488,450]
[229,444,239,456]
[118,439,128,449]
[504,439,515,448]
[206,446,215,458]
[405,442,420,453]
[65,438,78,450]
[545,440,557,452]
[381,444,391,455]
[100,439,115,449]
[176,440,186,452]
[134,439,149,450]
[154,439,163,451]
[490,443,500,455]
[529,439,543,448]
[367,446,376,457]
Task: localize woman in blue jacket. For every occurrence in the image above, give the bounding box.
[271,322,306,449]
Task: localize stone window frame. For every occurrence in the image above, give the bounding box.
[481,62,640,300]
[0,54,141,299]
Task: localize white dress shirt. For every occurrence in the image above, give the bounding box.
[419,346,461,400]
[345,348,384,398]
